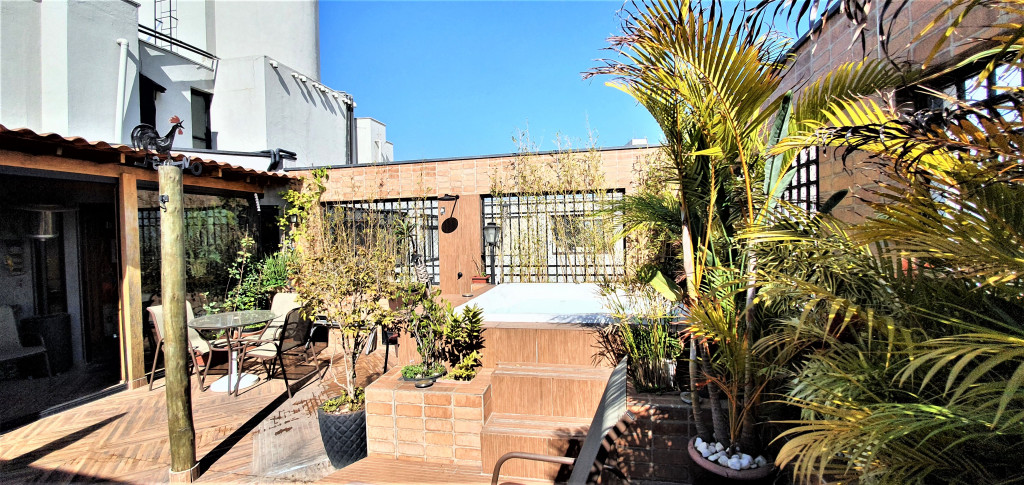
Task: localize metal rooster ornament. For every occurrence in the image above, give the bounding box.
[132,115,183,154]
[130,116,201,175]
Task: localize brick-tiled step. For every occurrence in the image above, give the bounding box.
[481,324,612,367]
[490,363,611,418]
[481,412,592,480]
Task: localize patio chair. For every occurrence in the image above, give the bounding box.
[238,308,317,398]
[147,302,228,391]
[261,292,300,342]
[0,305,51,377]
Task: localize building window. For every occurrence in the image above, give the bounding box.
[139,76,164,127]
[782,147,819,212]
[191,89,212,149]
[904,62,1023,119]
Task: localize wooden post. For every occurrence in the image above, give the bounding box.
[159,165,199,482]
[117,173,146,389]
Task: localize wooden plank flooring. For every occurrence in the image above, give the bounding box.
[322,456,552,485]
[0,345,393,483]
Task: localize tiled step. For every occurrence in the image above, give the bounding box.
[480,324,613,367]
[489,363,611,419]
[481,412,592,481]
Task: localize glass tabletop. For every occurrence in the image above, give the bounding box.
[189,310,277,330]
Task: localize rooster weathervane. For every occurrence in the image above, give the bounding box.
[131,115,202,175]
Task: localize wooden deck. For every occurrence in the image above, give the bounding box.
[0,346,392,483]
[323,456,550,485]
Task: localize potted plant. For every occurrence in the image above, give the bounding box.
[471,260,490,284]
[317,388,367,469]
[287,169,401,469]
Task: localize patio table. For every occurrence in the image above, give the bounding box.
[189,309,276,394]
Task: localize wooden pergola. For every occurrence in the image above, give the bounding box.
[0,124,297,389]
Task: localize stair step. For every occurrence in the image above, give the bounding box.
[481,325,611,367]
[490,364,611,419]
[492,363,611,379]
[485,413,591,437]
[482,413,592,481]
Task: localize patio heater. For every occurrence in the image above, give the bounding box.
[483,221,500,284]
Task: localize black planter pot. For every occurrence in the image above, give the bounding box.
[317,408,367,469]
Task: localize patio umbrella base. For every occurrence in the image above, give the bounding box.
[209,372,260,393]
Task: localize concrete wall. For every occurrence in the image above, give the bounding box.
[0,0,141,144]
[261,57,352,166]
[139,42,215,149]
[778,1,1018,222]
[210,0,320,81]
[356,118,391,164]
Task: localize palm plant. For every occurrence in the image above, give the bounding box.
[590,0,902,457]
[748,1,1024,481]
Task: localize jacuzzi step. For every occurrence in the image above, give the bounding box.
[481,325,612,367]
[481,412,591,481]
[490,363,611,419]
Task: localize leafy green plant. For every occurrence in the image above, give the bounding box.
[290,169,403,398]
[260,250,294,292]
[401,364,426,380]
[449,351,482,381]
[320,387,365,414]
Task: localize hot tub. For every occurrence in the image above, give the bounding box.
[455,282,617,324]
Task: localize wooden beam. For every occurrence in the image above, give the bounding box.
[0,150,272,193]
[117,172,146,390]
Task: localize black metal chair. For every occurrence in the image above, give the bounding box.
[238,308,317,397]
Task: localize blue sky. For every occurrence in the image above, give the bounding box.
[319,1,662,161]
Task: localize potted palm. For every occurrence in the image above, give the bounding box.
[591,1,898,480]
[288,169,401,469]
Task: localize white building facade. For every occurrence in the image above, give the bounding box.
[0,0,373,170]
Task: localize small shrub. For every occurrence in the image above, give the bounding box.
[320,387,365,414]
[401,364,426,379]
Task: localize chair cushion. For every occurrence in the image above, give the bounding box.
[246,342,279,358]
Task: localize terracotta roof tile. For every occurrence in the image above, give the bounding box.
[0,124,297,181]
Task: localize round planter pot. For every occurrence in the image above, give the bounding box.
[317,408,367,469]
[687,437,774,483]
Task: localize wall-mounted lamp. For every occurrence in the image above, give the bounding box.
[291,72,300,79]
[269,60,279,69]
[437,194,459,201]
[288,214,298,225]
[483,221,500,284]
[299,75,307,83]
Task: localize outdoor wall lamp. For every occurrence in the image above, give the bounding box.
[483,221,500,284]
[437,194,459,201]
[288,214,298,225]
[269,60,279,69]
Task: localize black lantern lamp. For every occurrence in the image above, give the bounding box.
[483,222,500,284]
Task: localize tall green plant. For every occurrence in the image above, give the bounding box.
[588,0,901,454]
[290,171,402,399]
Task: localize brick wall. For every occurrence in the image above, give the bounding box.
[364,366,494,467]
[299,146,659,202]
[613,393,698,484]
[777,1,1018,222]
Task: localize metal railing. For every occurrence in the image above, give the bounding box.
[482,190,625,284]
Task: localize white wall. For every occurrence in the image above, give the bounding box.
[139,42,215,149]
[356,117,390,164]
[211,0,319,81]
[262,57,351,166]
[209,56,349,165]
[0,0,140,144]
[0,0,43,130]
[207,56,269,152]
